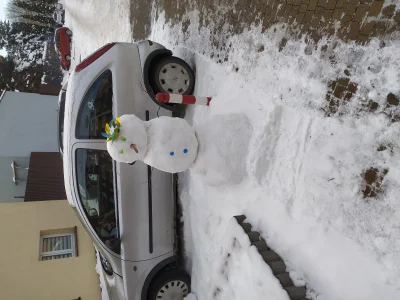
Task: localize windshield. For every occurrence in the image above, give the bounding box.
[57,90,66,156]
[75,148,120,254]
[75,70,113,139]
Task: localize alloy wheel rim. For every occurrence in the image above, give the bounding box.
[158,63,190,94]
[156,280,189,300]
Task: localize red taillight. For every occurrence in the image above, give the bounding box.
[75,43,116,73]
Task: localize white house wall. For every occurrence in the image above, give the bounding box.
[0,91,59,157]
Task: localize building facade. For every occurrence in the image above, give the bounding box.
[0,90,65,203]
[0,200,101,300]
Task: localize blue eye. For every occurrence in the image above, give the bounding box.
[170,151,175,156]
[183,149,188,154]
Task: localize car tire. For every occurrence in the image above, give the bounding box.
[65,29,73,37]
[150,56,195,95]
[147,269,191,300]
[65,54,71,61]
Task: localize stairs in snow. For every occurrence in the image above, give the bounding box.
[234,215,308,300]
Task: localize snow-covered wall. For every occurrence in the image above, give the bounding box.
[0,91,59,157]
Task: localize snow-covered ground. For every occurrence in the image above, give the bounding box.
[64,1,400,300]
[62,0,132,69]
[151,11,400,300]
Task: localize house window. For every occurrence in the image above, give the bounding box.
[39,233,76,261]
[75,148,120,254]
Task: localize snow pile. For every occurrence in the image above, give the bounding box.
[204,218,291,300]
[151,10,400,300]
[192,113,252,186]
[184,294,198,300]
[95,248,110,300]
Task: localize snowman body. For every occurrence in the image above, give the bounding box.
[106,115,198,173]
[143,117,198,173]
[106,115,148,164]
[106,113,252,186]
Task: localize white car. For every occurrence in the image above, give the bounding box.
[54,3,63,10]
[53,9,65,25]
[62,41,195,300]
[57,81,68,156]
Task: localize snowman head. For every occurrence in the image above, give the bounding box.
[103,115,148,164]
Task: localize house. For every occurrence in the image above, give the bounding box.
[0,200,101,300]
[0,90,66,203]
[0,88,102,299]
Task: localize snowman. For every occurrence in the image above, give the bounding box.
[103,113,252,186]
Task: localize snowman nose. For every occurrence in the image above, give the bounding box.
[130,144,139,153]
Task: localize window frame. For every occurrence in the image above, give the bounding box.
[74,69,113,140]
[39,232,76,261]
[74,147,121,255]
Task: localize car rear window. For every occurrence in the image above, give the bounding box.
[75,148,120,254]
[75,70,113,139]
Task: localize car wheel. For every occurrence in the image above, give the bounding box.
[65,29,72,37]
[150,56,195,95]
[147,269,191,300]
[65,54,71,61]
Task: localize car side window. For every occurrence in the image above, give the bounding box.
[75,148,120,254]
[76,70,113,139]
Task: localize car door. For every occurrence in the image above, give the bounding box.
[75,58,176,262]
[108,49,176,262]
[71,141,123,277]
[116,108,175,262]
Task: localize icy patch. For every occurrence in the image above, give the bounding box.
[95,248,110,300]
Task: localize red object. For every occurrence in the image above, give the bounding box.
[75,43,116,73]
[54,27,72,71]
[155,93,212,106]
